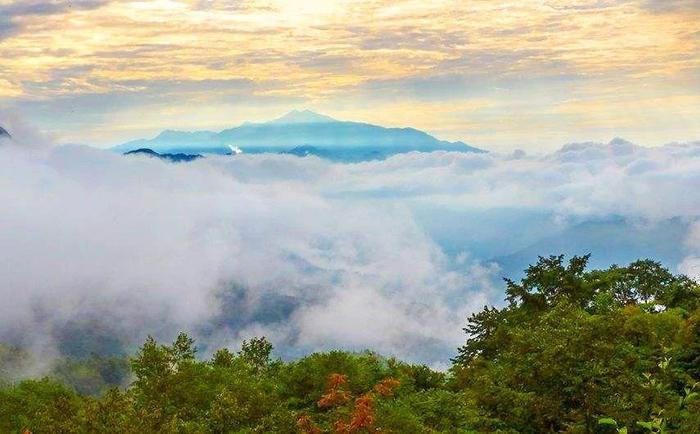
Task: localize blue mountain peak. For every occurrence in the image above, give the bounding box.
[112,110,485,160]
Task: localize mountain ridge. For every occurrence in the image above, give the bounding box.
[124,148,203,163]
[112,110,485,161]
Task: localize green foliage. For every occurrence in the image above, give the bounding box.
[0,255,698,433]
[0,378,84,433]
[453,255,700,433]
[0,337,472,433]
[238,336,274,372]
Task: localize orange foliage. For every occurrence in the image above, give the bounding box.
[331,394,377,433]
[318,373,351,408]
[307,374,400,433]
[327,373,348,389]
[297,415,322,434]
[348,394,375,431]
[333,419,351,434]
[373,378,400,397]
[318,389,351,408]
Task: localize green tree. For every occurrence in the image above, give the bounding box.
[238,336,273,372]
[453,255,700,433]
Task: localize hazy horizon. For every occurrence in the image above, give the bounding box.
[3,108,697,155]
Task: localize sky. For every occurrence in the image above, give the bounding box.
[0,0,699,151]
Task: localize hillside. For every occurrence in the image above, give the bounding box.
[2,255,700,433]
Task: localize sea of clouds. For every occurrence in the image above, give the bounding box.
[2,127,700,368]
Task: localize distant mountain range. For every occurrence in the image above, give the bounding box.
[124,148,202,163]
[492,217,689,280]
[0,126,10,139]
[113,110,484,162]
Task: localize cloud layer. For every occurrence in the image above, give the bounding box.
[2,135,700,367]
[0,143,497,366]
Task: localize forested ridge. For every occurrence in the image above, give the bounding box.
[2,255,700,433]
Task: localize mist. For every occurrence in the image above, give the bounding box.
[1,135,700,367]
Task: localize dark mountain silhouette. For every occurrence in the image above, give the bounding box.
[124,148,202,163]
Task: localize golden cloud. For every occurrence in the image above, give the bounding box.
[0,0,697,147]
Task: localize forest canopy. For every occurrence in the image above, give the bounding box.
[1,255,699,433]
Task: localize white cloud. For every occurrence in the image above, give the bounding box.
[1,135,700,367]
[0,144,498,366]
